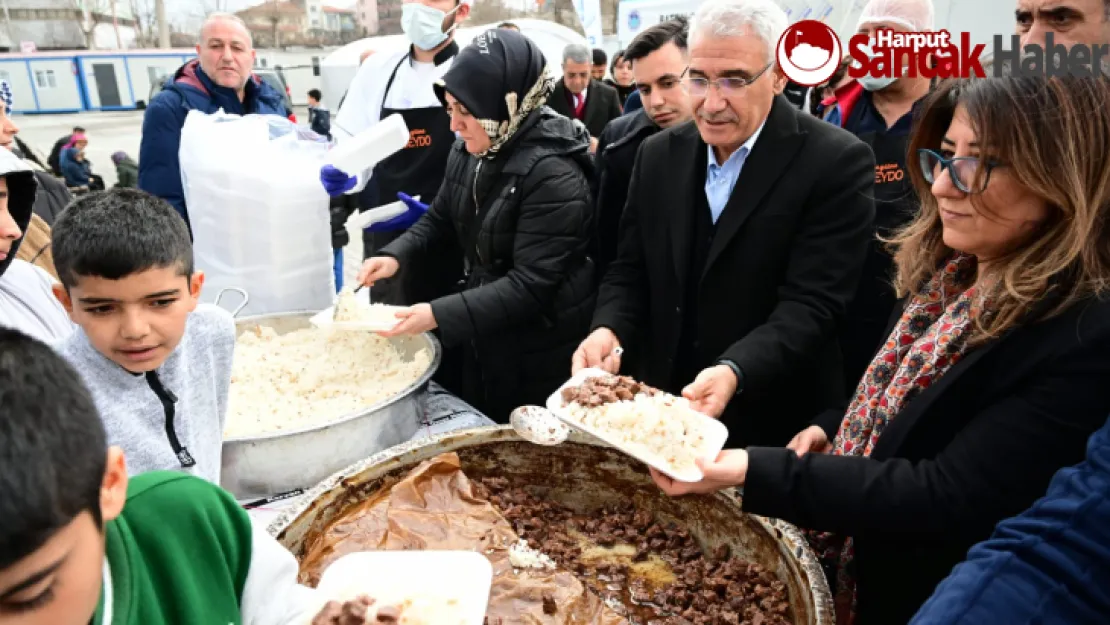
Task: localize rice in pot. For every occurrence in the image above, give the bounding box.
[225,325,431,437]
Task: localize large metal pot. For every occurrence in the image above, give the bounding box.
[271,426,835,624]
[221,311,441,499]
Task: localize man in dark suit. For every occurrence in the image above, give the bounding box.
[594,18,692,275]
[547,43,623,151]
[574,0,875,448]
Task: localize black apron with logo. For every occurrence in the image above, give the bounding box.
[363,53,460,306]
[841,128,920,394]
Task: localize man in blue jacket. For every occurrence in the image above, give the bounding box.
[138,12,285,230]
[911,412,1110,624]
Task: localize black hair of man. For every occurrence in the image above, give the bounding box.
[307,88,322,101]
[0,328,108,569]
[622,16,689,63]
[73,126,85,133]
[52,188,194,290]
[497,21,519,31]
[592,47,607,66]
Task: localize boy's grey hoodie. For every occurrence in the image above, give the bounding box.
[57,304,235,483]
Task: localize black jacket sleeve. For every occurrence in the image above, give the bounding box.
[742,326,1110,538]
[591,141,651,345]
[719,139,875,393]
[429,155,591,346]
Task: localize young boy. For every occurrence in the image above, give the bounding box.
[0,328,373,624]
[52,189,234,483]
[307,89,331,140]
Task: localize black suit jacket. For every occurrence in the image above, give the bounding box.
[594,110,659,274]
[743,295,1110,625]
[592,96,876,447]
[547,79,623,138]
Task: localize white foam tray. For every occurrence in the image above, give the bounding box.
[309,298,407,332]
[546,368,729,483]
[316,550,492,625]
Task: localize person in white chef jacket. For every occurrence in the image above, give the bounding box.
[321,0,472,308]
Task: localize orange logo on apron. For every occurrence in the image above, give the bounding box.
[875,162,905,185]
[405,128,432,149]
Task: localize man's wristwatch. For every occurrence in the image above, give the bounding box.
[716,359,745,396]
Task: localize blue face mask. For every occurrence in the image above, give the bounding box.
[401,3,459,52]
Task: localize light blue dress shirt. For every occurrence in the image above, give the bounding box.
[705,121,766,224]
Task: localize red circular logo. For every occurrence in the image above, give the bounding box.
[777,20,842,86]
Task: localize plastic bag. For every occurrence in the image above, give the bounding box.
[180,110,334,316]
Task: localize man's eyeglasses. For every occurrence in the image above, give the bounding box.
[681,63,773,97]
[918,149,1002,194]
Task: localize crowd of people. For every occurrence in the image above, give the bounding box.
[1,0,1110,623]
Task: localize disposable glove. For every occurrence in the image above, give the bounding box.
[365,192,430,232]
[320,165,357,197]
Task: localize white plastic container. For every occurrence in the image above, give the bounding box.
[180,111,335,317]
[327,113,410,174]
[314,550,493,625]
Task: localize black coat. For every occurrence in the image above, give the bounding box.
[594,110,659,275]
[30,169,72,226]
[329,193,357,249]
[743,295,1110,625]
[593,96,875,447]
[546,79,623,138]
[382,108,596,421]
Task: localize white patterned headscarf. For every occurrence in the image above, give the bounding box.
[434,28,555,159]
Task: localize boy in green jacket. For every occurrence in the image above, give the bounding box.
[0,328,373,625]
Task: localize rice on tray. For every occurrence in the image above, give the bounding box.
[561,375,710,474]
[225,325,431,437]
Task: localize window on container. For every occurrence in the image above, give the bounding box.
[34,69,56,89]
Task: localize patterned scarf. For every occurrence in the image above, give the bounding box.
[433,28,555,159]
[809,253,983,624]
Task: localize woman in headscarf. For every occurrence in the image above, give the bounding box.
[112,150,139,188]
[357,28,596,422]
[651,75,1110,624]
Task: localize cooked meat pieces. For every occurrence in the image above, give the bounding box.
[477,477,791,625]
[311,596,380,625]
[561,375,659,408]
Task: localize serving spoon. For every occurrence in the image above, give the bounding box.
[510,405,570,446]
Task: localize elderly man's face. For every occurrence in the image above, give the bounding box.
[197,18,256,91]
[1016,0,1110,48]
[564,60,591,94]
[687,29,783,159]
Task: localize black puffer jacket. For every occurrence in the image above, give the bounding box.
[382,108,596,421]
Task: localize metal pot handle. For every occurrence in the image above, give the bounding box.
[214,287,250,317]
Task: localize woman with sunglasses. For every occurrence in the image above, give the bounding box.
[652,75,1110,625]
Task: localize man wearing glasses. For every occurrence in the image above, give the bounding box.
[574,0,875,448]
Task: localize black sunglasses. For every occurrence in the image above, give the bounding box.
[918,149,1003,194]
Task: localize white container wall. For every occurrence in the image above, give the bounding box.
[27,59,82,112]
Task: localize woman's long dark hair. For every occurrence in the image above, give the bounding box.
[892,75,1110,343]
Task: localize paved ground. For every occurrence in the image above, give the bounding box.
[14,107,366,288]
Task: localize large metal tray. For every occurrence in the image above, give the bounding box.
[221,311,441,499]
[270,426,834,624]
